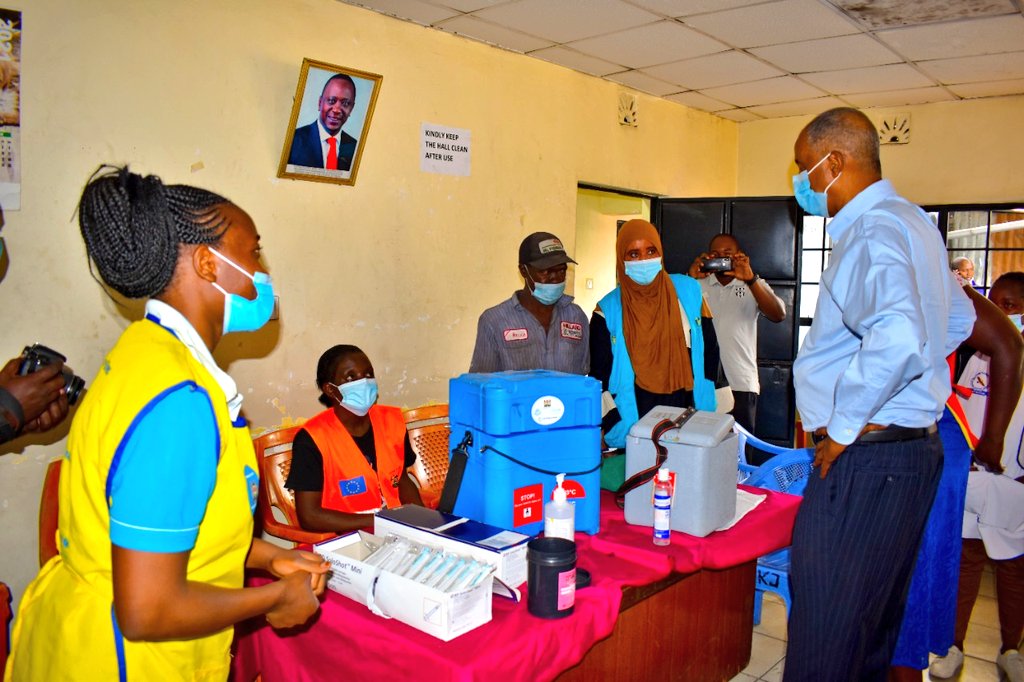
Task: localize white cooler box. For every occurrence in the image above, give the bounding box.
[624,406,737,537]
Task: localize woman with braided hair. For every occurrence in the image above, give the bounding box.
[6,166,329,681]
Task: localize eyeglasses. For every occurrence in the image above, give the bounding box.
[322,97,354,109]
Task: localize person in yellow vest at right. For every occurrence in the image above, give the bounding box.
[286,345,422,533]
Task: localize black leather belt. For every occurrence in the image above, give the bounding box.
[812,424,937,446]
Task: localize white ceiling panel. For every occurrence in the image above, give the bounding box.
[627,0,772,18]
[746,95,847,118]
[436,15,553,51]
[875,15,1024,62]
[830,0,1018,30]
[801,63,936,94]
[349,0,460,25]
[682,0,859,48]
[918,51,1024,84]
[714,108,765,122]
[566,20,727,69]
[528,46,625,76]
[606,70,681,96]
[664,90,733,112]
[843,86,957,107]
[701,75,826,107]
[947,78,1024,98]
[431,0,510,12]
[751,34,902,73]
[643,50,784,89]
[471,0,659,43]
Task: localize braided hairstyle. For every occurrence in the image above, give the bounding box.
[78,165,232,299]
[316,344,365,407]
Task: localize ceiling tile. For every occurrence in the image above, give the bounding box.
[566,20,727,68]
[529,46,625,76]
[643,50,783,89]
[627,0,770,18]
[875,15,1024,62]
[435,15,553,51]
[843,86,957,107]
[431,0,510,11]
[947,78,1024,98]
[801,63,936,94]
[714,108,764,122]
[606,70,682,96]
[918,51,1024,84]
[682,0,859,49]
[664,90,732,112]
[472,0,659,43]
[830,0,1018,30]
[701,75,826,107]
[348,0,460,25]
[746,95,848,118]
[751,34,901,73]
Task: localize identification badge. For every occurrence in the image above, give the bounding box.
[560,322,583,340]
[340,475,368,496]
[503,328,528,342]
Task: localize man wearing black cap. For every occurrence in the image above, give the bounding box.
[470,232,589,374]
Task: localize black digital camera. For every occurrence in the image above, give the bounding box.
[18,344,86,406]
[700,256,732,273]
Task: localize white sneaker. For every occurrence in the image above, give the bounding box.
[997,649,1024,682]
[929,646,964,679]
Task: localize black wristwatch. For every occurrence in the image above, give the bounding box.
[744,274,760,286]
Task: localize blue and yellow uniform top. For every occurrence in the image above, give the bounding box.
[7,302,259,682]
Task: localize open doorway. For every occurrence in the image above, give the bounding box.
[573,186,651,318]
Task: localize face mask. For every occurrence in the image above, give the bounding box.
[525,271,565,305]
[624,257,662,286]
[209,248,275,334]
[333,377,378,416]
[792,152,842,218]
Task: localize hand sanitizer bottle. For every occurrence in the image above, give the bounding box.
[653,467,672,546]
[544,473,575,542]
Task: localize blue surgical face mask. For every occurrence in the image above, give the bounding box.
[210,248,275,334]
[525,271,565,305]
[792,152,842,218]
[624,257,662,286]
[333,377,378,416]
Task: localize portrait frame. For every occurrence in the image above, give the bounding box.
[277,58,382,187]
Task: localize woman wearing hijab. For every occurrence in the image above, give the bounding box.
[590,219,719,450]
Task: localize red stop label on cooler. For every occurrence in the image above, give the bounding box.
[513,484,543,527]
[555,479,586,500]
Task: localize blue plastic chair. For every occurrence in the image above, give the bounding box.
[733,424,815,625]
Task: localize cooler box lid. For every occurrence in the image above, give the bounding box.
[627,405,735,448]
[449,370,601,436]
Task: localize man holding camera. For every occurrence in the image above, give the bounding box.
[688,234,785,435]
[0,354,70,445]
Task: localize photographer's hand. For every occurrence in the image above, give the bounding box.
[0,358,68,431]
[688,251,712,279]
[730,252,755,281]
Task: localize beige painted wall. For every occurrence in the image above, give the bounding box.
[0,0,737,605]
[737,96,1024,205]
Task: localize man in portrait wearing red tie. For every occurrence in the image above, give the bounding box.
[287,74,358,172]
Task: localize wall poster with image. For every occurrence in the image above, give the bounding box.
[0,7,21,211]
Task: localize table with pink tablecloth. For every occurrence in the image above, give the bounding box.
[231,485,800,682]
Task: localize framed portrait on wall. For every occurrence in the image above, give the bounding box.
[277,58,382,186]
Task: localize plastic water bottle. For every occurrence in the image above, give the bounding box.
[544,473,575,541]
[653,467,672,546]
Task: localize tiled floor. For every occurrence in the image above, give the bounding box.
[730,566,1006,681]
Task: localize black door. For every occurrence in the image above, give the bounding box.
[652,197,801,447]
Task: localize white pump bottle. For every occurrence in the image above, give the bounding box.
[544,473,575,541]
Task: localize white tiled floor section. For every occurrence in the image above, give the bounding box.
[730,566,1007,681]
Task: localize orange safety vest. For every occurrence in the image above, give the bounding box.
[302,405,406,513]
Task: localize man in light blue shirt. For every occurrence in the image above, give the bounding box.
[783,108,975,682]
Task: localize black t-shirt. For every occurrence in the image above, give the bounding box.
[285,424,416,492]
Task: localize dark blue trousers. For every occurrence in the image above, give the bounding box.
[782,432,943,682]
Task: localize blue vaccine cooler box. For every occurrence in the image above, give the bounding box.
[448,370,602,537]
[624,406,738,537]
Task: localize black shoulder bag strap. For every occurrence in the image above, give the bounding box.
[614,408,696,509]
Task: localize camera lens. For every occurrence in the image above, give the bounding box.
[61,367,85,406]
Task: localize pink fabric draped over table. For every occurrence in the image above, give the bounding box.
[231,485,800,682]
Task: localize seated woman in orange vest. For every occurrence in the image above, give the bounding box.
[286,345,422,533]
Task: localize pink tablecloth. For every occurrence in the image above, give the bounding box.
[231,486,800,682]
